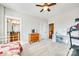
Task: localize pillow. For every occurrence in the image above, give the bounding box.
[76,23,79,29]
[71,31,79,37]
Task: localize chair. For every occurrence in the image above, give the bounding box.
[67,23,79,56]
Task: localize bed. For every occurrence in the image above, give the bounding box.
[0,41,23,56]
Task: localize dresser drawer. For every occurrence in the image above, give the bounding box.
[10,32,20,42]
[29,33,39,44]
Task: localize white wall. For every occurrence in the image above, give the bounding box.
[54,8,79,35]
[3,4,79,44]
[50,7,79,43]
[0,5,4,36]
[0,5,5,43]
[22,16,48,44]
[0,5,49,44]
[1,4,79,44]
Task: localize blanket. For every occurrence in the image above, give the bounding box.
[0,41,23,56]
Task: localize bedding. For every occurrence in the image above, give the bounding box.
[0,41,23,56]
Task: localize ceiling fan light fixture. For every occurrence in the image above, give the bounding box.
[43,6,49,11]
[36,3,56,12]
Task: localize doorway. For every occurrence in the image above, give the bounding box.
[49,23,54,39]
[5,16,21,43]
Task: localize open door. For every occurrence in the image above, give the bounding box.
[49,23,54,39]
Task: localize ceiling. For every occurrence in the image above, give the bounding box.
[1,3,79,20]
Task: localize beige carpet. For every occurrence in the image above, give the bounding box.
[21,39,69,56]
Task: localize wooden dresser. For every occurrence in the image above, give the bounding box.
[10,32,20,42]
[29,33,39,44]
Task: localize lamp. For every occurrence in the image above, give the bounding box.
[43,6,49,11]
[8,19,20,32]
[11,20,20,25]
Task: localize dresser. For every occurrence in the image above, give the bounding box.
[29,33,39,44]
[10,32,20,42]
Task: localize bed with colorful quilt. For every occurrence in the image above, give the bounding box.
[0,41,23,56]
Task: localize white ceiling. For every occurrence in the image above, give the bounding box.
[1,3,79,20]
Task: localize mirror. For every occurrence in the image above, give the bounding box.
[6,17,21,43]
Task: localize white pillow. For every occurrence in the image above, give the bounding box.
[71,31,79,37]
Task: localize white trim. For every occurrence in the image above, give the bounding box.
[5,16,22,43]
[5,16,21,20]
[5,16,7,43]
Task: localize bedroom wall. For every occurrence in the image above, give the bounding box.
[0,5,49,44]
[51,7,79,43]
[22,16,48,44]
[54,8,79,35]
[0,5,3,36]
[0,5,3,35]
[0,5,5,42]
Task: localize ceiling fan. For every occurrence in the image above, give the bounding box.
[36,3,56,12]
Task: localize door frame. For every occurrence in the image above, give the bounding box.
[49,23,54,39]
[5,16,22,43]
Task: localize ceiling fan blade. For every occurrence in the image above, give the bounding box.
[48,3,56,6]
[36,4,43,7]
[47,8,50,12]
[40,9,43,12]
